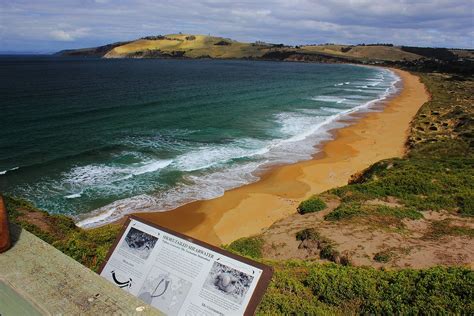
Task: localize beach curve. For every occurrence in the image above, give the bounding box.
[133,68,429,246]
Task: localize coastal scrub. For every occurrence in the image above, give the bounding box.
[297,196,327,214]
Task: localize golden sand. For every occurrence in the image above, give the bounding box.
[134,69,429,246]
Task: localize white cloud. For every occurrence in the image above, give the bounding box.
[49,28,90,42]
[50,30,74,41]
[0,0,472,51]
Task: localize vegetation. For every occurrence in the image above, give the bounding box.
[4,195,120,272]
[424,219,474,239]
[297,196,327,214]
[224,236,264,259]
[295,228,321,242]
[324,203,423,222]
[401,46,457,61]
[373,250,393,263]
[295,228,350,265]
[57,33,474,75]
[256,261,473,315]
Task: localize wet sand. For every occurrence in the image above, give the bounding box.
[134,68,429,246]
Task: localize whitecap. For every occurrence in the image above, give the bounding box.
[65,192,82,199]
[0,166,19,176]
[311,96,346,104]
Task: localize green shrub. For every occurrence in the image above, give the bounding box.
[325,203,363,221]
[458,193,474,216]
[319,243,339,261]
[373,250,393,263]
[304,263,474,314]
[425,220,474,239]
[297,196,327,214]
[258,261,474,314]
[296,228,321,241]
[225,236,264,259]
[375,206,423,220]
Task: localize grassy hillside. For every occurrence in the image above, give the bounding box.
[4,56,473,313]
[57,35,474,76]
[104,34,271,59]
[58,33,431,62]
[300,44,422,61]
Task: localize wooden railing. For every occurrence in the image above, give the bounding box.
[0,195,11,253]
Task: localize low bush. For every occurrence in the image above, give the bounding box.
[324,203,362,221]
[375,206,423,220]
[257,261,474,314]
[373,250,393,263]
[297,196,327,214]
[295,228,320,241]
[225,236,264,259]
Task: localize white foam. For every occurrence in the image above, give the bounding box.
[172,139,268,172]
[311,96,346,104]
[132,159,173,176]
[64,158,172,187]
[65,192,82,199]
[77,194,162,228]
[320,107,344,113]
[0,166,19,175]
[76,67,402,228]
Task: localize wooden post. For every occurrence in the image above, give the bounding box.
[0,195,11,253]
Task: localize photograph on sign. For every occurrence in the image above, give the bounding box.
[99,216,272,315]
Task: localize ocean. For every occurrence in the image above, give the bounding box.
[0,56,400,227]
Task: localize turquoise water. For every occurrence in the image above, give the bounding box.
[0,57,399,226]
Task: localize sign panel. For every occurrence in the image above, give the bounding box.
[99,216,273,315]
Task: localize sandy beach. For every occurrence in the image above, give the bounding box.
[134,68,430,246]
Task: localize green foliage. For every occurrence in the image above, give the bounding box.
[330,157,474,214]
[297,196,327,214]
[225,236,264,259]
[424,220,474,239]
[458,193,474,216]
[295,228,321,241]
[324,203,363,221]
[53,225,120,272]
[375,206,423,220]
[304,263,474,314]
[319,244,340,262]
[4,194,120,272]
[373,250,393,263]
[257,266,338,315]
[257,261,474,314]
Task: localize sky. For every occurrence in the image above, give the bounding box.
[1,0,473,53]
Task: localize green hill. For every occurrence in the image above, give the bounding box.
[104,34,271,59]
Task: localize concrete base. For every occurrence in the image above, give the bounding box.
[0,224,163,315]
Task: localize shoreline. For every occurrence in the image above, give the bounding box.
[130,68,429,246]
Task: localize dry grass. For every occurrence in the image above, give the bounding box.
[300,45,422,61]
[105,34,268,59]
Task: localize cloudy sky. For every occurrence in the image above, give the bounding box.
[1,0,472,52]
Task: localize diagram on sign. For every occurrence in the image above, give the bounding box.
[138,267,192,315]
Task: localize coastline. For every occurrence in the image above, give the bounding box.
[132,68,429,246]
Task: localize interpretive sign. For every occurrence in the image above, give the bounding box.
[99,216,273,315]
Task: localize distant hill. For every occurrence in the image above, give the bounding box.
[299,44,422,61]
[102,34,274,59]
[56,34,473,68]
[55,41,133,57]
